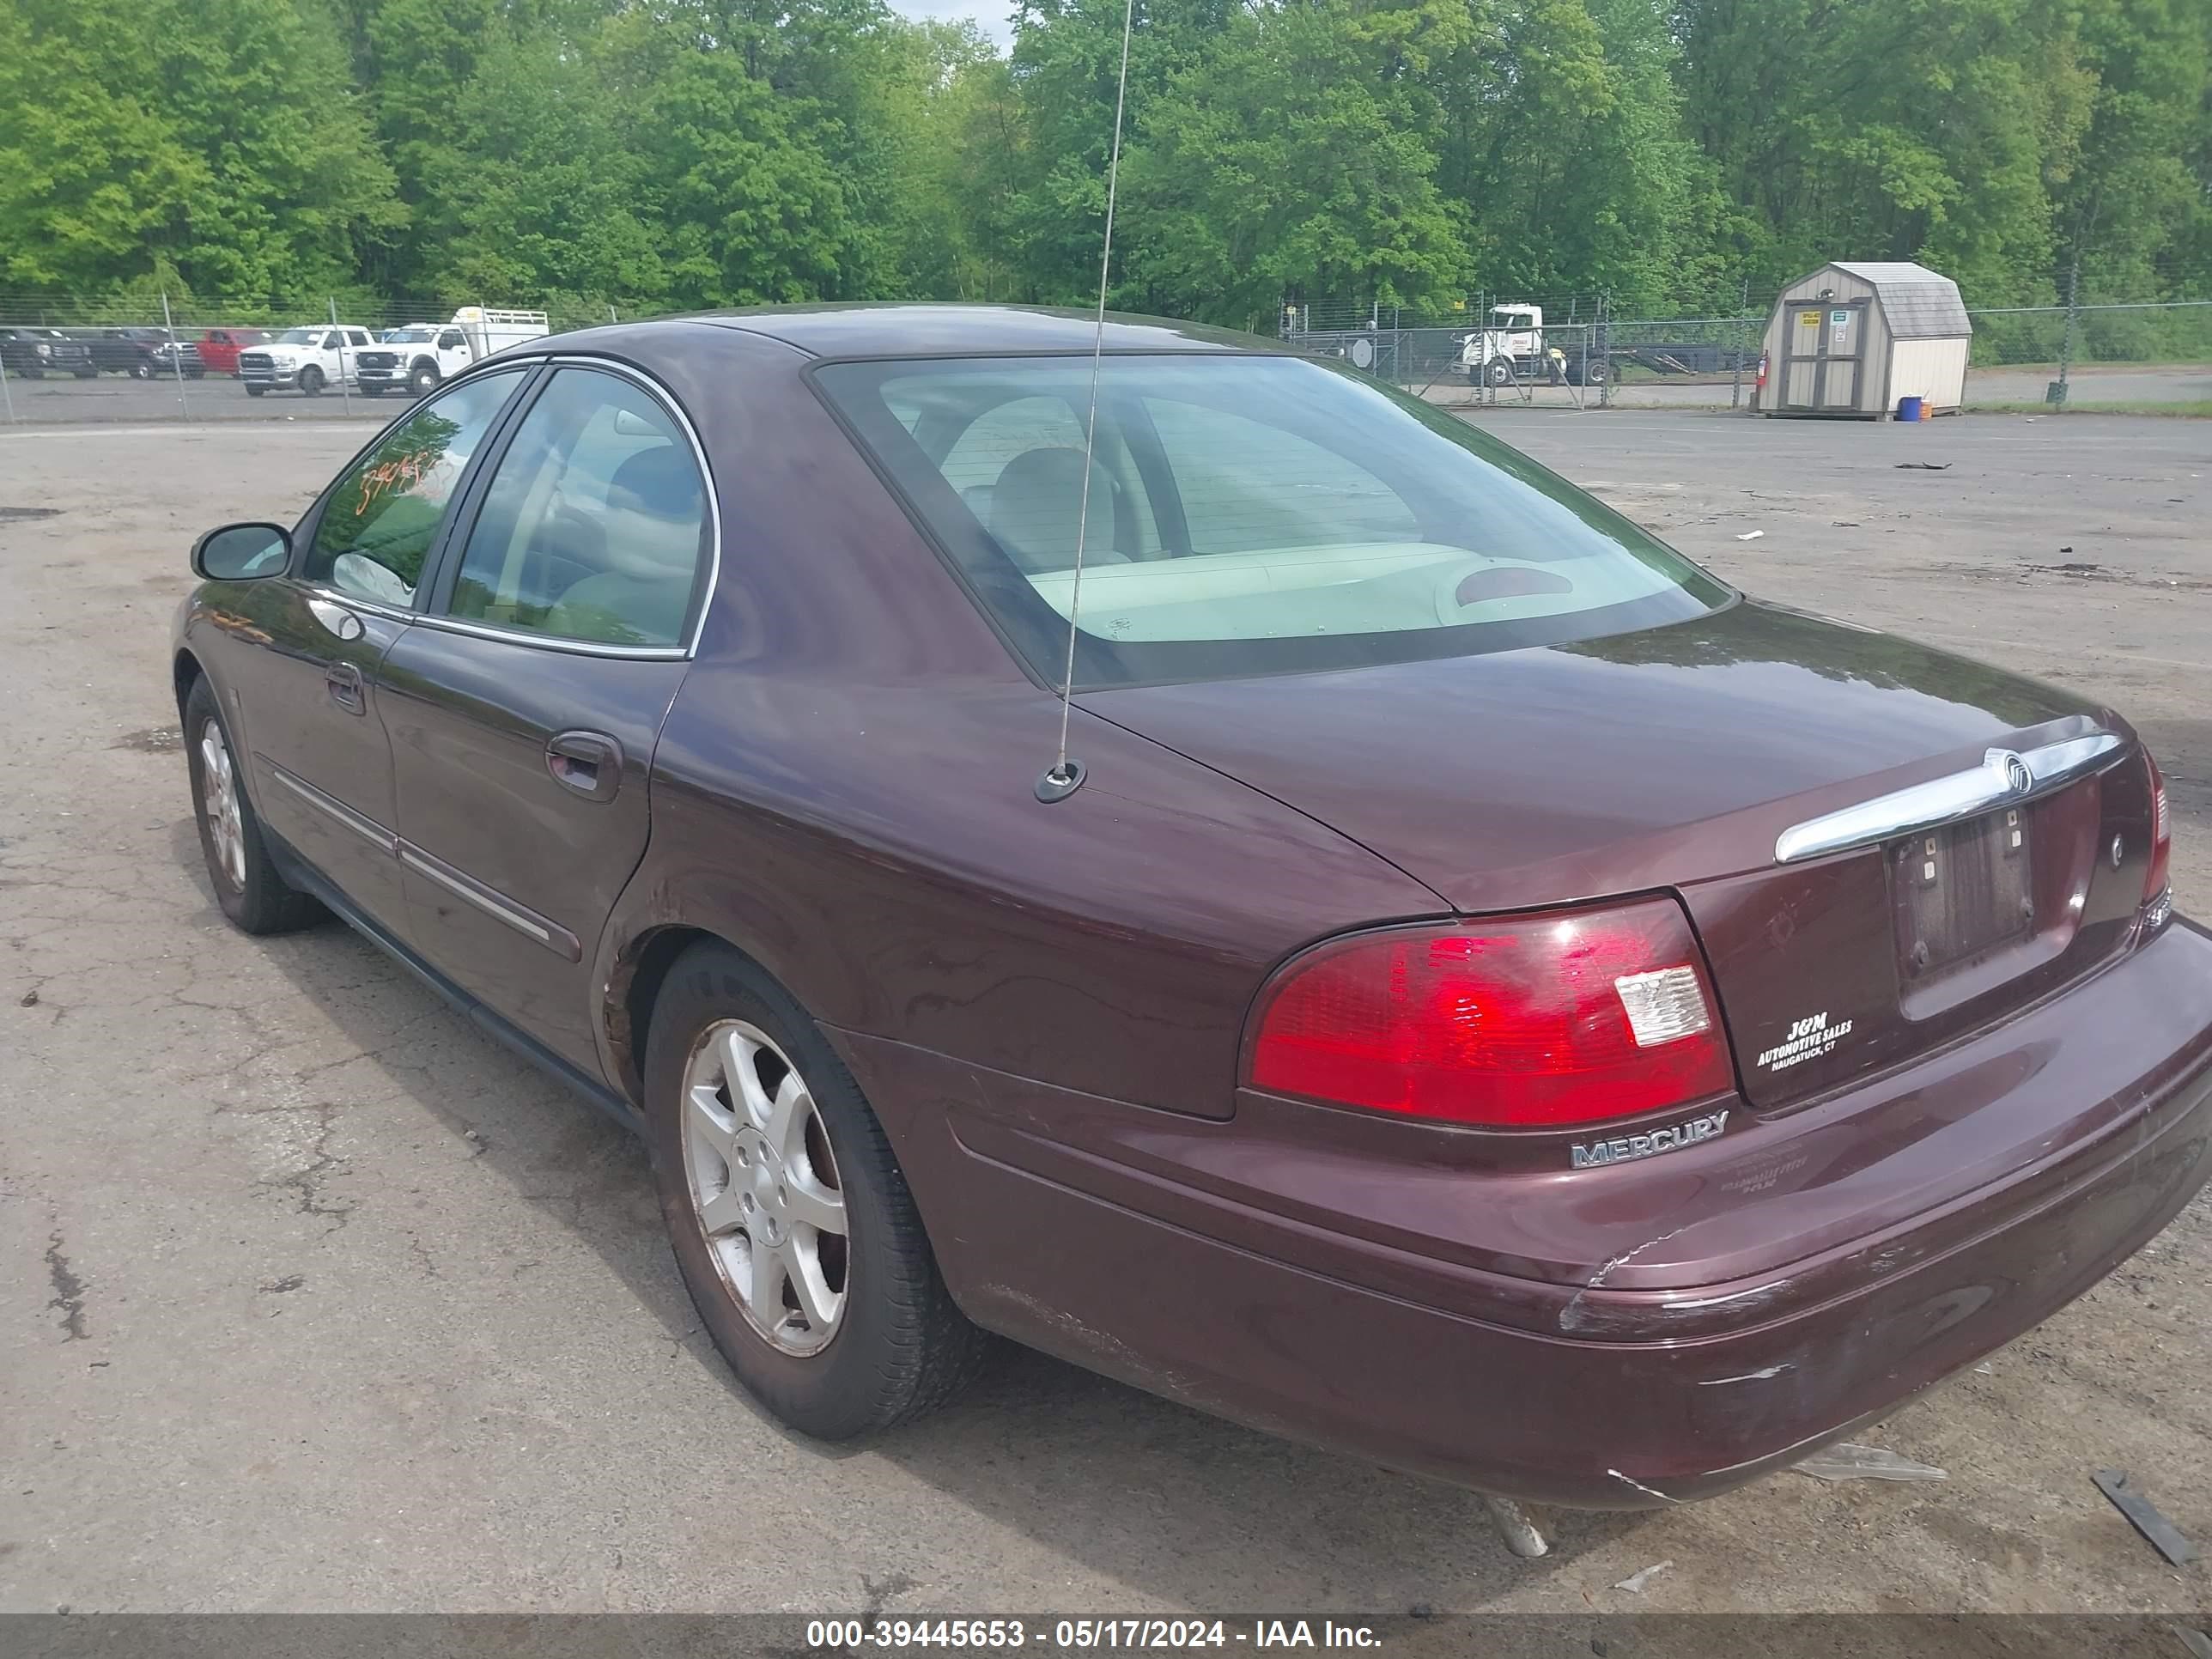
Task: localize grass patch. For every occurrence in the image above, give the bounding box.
[1963,399,2212,418]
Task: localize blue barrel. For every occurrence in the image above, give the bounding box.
[1897,395,1925,422]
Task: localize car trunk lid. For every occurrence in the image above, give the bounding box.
[1083,601,2155,1109]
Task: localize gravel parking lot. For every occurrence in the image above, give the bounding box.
[2,412,2207,1620]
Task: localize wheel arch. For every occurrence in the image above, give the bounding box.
[604,921,798,1111]
[173,647,205,721]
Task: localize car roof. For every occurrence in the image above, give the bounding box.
[685,303,1281,361]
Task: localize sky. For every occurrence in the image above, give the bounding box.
[888,0,1015,47]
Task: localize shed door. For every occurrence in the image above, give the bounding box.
[1782,300,1869,410]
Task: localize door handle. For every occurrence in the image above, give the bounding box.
[546,731,623,802]
[325,660,365,714]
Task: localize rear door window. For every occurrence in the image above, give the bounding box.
[441,368,710,648]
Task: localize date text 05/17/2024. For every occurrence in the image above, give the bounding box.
[805,1620,1384,1650]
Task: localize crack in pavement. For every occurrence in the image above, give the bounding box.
[255,1101,355,1231]
[45,1228,88,1341]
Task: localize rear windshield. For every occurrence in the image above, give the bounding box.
[815,353,1729,689]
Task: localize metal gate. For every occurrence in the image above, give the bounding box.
[1781,298,1869,411]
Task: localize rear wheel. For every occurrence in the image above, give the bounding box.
[645,941,988,1438]
[183,677,324,935]
[299,365,325,397]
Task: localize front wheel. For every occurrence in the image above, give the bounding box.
[183,677,324,934]
[131,362,153,380]
[409,362,441,397]
[244,385,266,397]
[298,365,325,397]
[1484,357,1516,387]
[645,942,989,1438]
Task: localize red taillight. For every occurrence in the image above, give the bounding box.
[2145,749,2171,903]
[1246,898,1735,1128]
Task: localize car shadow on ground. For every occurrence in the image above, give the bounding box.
[171,815,1656,1602]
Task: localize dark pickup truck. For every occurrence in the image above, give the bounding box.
[0,327,97,378]
[71,327,204,379]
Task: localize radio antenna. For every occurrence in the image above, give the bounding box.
[1035,0,1136,805]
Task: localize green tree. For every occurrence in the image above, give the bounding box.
[0,0,399,301]
[410,23,664,307]
[1119,0,1474,327]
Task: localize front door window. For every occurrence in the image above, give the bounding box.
[303,371,527,605]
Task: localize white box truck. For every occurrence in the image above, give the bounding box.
[356,307,551,398]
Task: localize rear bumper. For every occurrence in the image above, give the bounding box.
[836,917,2212,1508]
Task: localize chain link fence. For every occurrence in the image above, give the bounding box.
[0,293,627,425]
[0,285,2205,425]
[1285,291,2211,415]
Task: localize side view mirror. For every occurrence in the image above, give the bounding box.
[192,522,291,581]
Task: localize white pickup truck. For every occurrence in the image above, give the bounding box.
[356,307,551,398]
[238,325,376,397]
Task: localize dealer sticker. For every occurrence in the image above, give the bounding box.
[1758,1010,1854,1073]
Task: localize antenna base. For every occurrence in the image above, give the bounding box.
[1035,760,1086,803]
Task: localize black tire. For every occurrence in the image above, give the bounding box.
[361,386,384,398]
[182,676,325,935]
[23,368,44,380]
[644,941,988,1438]
[409,362,440,397]
[74,368,96,379]
[299,365,325,397]
[1484,357,1516,387]
[131,362,153,380]
[244,385,265,398]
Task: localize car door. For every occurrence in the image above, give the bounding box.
[379,363,712,1071]
[220,369,533,940]
[343,328,374,384]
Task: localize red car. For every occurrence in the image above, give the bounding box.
[170,307,2209,1509]
[197,327,273,377]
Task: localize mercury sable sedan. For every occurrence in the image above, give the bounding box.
[173,306,2211,1509]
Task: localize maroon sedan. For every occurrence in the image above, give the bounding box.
[172,307,2208,1509]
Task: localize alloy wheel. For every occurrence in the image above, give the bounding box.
[198,717,246,891]
[681,1019,849,1357]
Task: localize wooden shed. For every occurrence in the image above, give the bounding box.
[1757,261,1972,418]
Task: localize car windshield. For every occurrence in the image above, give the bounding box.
[385,327,434,342]
[817,353,1730,689]
[273,328,322,344]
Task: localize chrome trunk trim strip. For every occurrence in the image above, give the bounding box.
[1774,732,2126,865]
